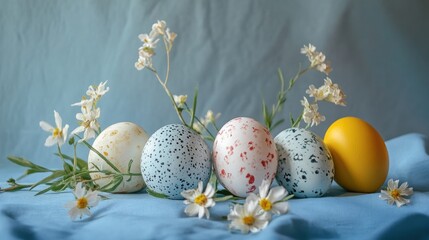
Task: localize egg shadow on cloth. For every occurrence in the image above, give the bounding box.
[271,215,339,238]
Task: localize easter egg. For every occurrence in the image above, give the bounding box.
[324,116,389,192]
[88,122,149,193]
[141,124,211,199]
[213,117,278,197]
[275,128,334,198]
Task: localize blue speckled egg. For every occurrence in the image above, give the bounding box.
[275,128,334,198]
[141,124,211,199]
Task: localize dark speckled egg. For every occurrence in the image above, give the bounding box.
[275,128,334,198]
[141,124,211,199]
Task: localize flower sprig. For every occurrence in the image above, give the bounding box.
[5,82,141,198]
[263,44,346,131]
[135,20,220,141]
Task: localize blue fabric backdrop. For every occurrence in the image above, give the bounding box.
[1,0,429,169]
[1,1,429,239]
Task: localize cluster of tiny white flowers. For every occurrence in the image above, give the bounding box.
[300,44,331,75]
[135,20,177,71]
[40,81,109,145]
[70,81,109,142]
[300,44,346,127]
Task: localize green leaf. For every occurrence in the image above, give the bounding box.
[68,137,75,145]
[262,99,270,128]
[7,156,50,172]
[30,170,65,190]
[209,169,218,192]
[189,87,198,128]
[145,187,169,199]
[214,195,238,202]
[63,162,74,174]
[35,185,56,196]
[55,153,87,170]
[99,175,123,192]
[271,119,285,131]
[126,159,134,182]
[216,189,235,196]
[78,137,121,173]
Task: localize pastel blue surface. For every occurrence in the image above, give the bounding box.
[1,133,429,239]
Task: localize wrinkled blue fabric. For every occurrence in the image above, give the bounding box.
[1,133,429,240]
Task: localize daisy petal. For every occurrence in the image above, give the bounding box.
[40,121,54,132]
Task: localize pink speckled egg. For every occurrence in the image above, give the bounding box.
[213,117,278,197]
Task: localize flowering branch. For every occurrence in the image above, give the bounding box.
[135,20,221,140]
[263,44,346,131]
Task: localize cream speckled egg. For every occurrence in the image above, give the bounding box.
[275,128,334,198]
[88,122,149,193]
[213,117,278,197]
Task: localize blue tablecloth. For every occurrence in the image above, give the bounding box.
[1,133,429,239]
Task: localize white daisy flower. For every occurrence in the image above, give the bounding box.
[379,179,413,207]
[65,182,101,220]
[228,197,271,234]
[181,181,216,219]
[248,179,289,215]
[39,110,69,147]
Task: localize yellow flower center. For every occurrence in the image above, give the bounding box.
[390,189,400,199]
[194,194,207,206]
[76,197,88,209]
[242,216,255,226]
[52,128,62,138]
[259,198,272,211]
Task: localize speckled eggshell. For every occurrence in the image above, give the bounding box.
[141,124,211,199]
[88,122,149,193]
[213,117,278,197]
[275,128,334,198]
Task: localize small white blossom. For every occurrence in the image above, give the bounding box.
[86,81,110,102]
[138,32,160,49]
[192,122,204,133]
[322,78,346,106]
[165,28,177,45]
[301,97,325,127]
[247,179,289,215]
[181,181,216,219]
[39,110,69,147]
[379,179,413,207]
[228,197,271,234]
[70,105,100,142]
[300,44,316,57]
[204,110,221,124]
[301,44,331,75]
[65,182,101,220]
[306,85,328,101]
[173,95,188,108]
[71,97,94,109]
[152,20,167,35]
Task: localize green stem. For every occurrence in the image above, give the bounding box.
[163,37,171,85]
[56,144,66,165]
[73,142,78,182]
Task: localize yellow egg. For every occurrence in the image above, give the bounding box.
[324,117,389,192]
